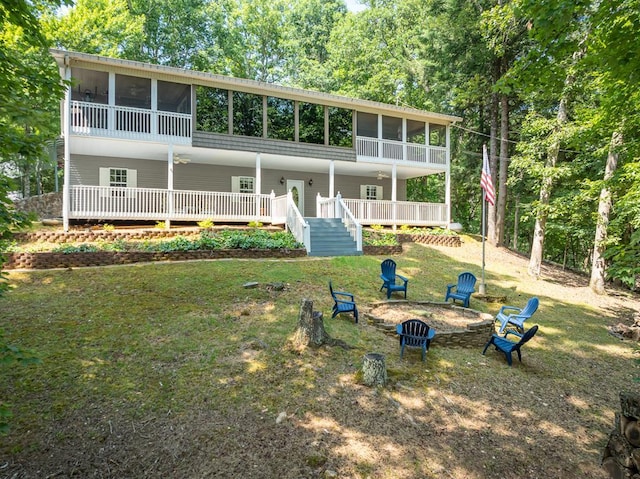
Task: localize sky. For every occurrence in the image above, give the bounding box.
[345,0,368,13]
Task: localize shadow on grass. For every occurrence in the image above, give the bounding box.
[0,244,638,478]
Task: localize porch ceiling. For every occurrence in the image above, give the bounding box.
[69,136,443,180]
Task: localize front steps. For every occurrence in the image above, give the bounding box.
[305,218,361,257]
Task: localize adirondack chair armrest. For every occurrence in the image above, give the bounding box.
[333,291,354,301]
[396,274,409,284]
[504,329,523,340]
[498,305,522,315]
[380,273,392,283]
[446,283,456,293]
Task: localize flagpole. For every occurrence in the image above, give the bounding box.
[480,189,487,295]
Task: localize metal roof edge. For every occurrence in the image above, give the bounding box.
[50,49,463,124]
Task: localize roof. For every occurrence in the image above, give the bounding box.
[50,49,462,124]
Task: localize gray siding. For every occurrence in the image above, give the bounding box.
[70,156,167,188]
[193,131,357,162]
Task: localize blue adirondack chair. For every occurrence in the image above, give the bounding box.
[329,281,358,323]
[396,319,436,361]
[444,272,477,308]
[380,259,409,299]
[482,325,539,366]
[495,297,539,334]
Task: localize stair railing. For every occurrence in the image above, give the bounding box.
[316,193,362,252]
[286,191,310,252]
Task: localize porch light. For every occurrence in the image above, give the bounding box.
[308,178,313,186]
[280,176,285,184]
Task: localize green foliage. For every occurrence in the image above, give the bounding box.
[154,221,166,230]
[102,223,115,231]
[197,219,214,229]
[362,230,398,247]
[370,224,383,231]
[247,221,263,228]
[52,243,100,253]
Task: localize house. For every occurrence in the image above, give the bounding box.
[51,49,461,256]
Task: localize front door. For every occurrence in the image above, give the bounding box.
[286,179,305,216]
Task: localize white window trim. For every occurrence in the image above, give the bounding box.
[99,167,137,197]
[360,184,383,200]
[231,175,255,194]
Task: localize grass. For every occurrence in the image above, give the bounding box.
[0,238,639,478]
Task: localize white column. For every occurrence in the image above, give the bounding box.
[151,79,158,136]
[392,163,397,230]
[329,160,335,198]
[255,153,262,218]
[167,144,173,229]
[62,61,71,231]
[108,73,115,131]
[378,114,383,159]
[402,118,407,162]
[445,124,452,228]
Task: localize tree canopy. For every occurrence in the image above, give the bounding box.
[2,0,639,291]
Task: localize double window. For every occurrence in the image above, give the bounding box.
[360,185,383,200]
[231,176,255,194]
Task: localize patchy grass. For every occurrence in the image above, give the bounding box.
[0,238,639,478]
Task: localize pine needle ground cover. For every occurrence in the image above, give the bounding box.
[1,238,639,478]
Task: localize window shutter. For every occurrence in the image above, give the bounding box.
[99,168,110,187]
[127,169,137,188]
[126,169,137,198]
[360,185,367,199]
[231,176,240,193]
[376,186,383,200]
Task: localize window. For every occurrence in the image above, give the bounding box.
[429,123,446,147]
[407,120,425,144]
[382,116,402,141]
[231,176,255,193]
[196,86,229,134]
[115,74,151,109]
[233,91,263,137]
[299,102,324,144]
[158,81,191,114]
[71,68,108,104]
[356,112,378,138]
[328,107,353,147]
[360,185,383,200]
[267,96,294,141]
[99,167,137,197]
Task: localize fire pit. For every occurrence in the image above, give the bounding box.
[363,300,495,348]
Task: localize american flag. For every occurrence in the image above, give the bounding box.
[481,144,496,206]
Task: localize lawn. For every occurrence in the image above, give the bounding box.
[1,237,639,478]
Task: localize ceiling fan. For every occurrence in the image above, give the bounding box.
[375,171,390,180]
[173,154,190,165]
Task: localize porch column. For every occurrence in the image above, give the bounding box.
[108,73,115,131]
[255,153,262,218]
[329,160,335,198]
[151,79,158,136]
[392,163,397,230]
[167,144,174,229]
[378,114,383,160]
[62,59,71,232]
[445,125,452,228]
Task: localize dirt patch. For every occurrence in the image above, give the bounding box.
[364,301,490,332]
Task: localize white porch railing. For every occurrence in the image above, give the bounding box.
[70,101,191,145]
[69,186,447,229]
[69,186,271,222]
[316,193,363,252]
[342,198,448,227]
[356,136,446,167]
[284,192,310,252]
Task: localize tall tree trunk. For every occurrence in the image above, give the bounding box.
[528,95,569,277]
[487,91,499,244]
[528,45,585,277]
[495,93,509,246]
[589,131,622,294]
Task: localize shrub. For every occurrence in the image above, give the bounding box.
[155,221,166,230]
[102,223,115,231]
[52,243,100,253]
[197,219,214,229]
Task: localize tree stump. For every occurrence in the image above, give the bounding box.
[291,298,352,350]
[362,353,387,387]
[292,298,331,348]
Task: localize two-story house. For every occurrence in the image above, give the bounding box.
[52,49,461,255]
